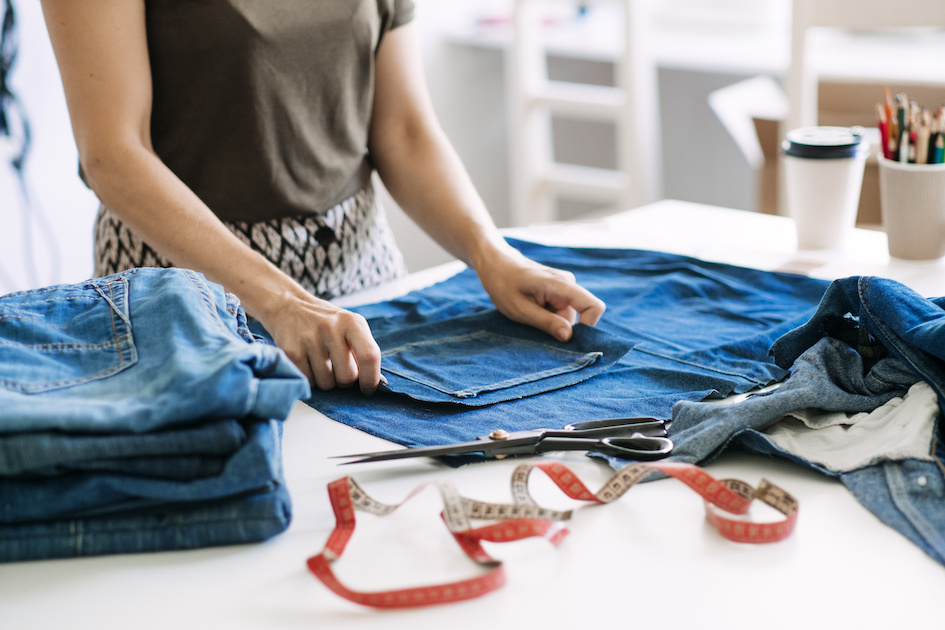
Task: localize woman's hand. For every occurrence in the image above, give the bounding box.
[474,246,606,342]
[255,293,383,395]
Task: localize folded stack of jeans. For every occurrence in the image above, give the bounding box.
[0,268,310,562]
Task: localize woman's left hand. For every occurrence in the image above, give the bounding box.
[474,246,606,342]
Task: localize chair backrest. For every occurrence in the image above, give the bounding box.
[788,0,945,132]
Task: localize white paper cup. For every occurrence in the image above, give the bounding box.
[878,156,945,260]
[782,127,869,250]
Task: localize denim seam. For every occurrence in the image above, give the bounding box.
[883,461,945,559]
[0,277,138,394]
[382,351,603,398]
[3,514,287,548]
[182,271,231,337]
[380,330,592,359]
[633,346,768,385]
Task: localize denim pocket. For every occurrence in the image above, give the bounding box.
[0,275,138,394]
[375,310,634,406]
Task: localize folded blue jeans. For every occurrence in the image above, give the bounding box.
[0,479,292,562]
[0,419,284,524]
[0,420,246,478]
[0,267,310,435]
[0,268,310,560]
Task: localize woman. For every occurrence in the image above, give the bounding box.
[40,0,605,395]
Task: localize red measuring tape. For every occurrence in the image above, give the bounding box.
[307,460,799,609]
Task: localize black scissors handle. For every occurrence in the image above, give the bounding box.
[560,417,667,439]
[535,434,673,461]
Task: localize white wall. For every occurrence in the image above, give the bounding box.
[1,1,99,295]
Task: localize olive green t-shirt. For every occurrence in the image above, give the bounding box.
[143,0,414,222]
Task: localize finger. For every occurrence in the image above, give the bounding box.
[285,349,317,390]
[348,330,382,395]
[324,334,359,389]
[515,298,576,342]
[551,284,606,327]
[309,349,336,392]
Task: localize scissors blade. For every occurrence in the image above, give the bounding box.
[332,434,542,464]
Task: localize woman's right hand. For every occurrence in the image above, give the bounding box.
[256,293,383,395]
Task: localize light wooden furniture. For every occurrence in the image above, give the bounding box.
[508,0,661,226]
[787,0,945,133]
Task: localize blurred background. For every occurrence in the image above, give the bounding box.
[3,0,945,294]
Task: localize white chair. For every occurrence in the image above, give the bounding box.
[508,0,661,226]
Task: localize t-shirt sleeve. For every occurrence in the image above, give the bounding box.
[391,0,415,29]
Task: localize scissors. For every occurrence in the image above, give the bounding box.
[334,417,674,464]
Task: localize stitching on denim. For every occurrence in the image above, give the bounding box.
[452,352,603,397]
[106,280,122,369]
[0,276,138,394]
[631,346,769,386]
[883,461,945,559]
[382,351,603,398]
[181,270,230,336]
[7,513,288,548]
[380,330,591,360]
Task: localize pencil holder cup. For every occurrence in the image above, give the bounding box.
[782,127,869,250]
[878,156,945,260]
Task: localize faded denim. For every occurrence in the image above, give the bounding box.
[0,268,310,434]
[0,268,309,561]
[668,276,945,567]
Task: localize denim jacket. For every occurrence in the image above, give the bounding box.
[671,276,945,566]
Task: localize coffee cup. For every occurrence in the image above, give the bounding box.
[782,127,869,250]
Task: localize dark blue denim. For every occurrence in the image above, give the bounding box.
[667,276,945,567]
[375,310,635,406]
[304,240,830,449]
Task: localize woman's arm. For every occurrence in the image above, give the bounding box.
[369,23,606,342]
[40,0,383,393]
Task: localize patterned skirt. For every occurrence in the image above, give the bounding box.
[93,184,408,300]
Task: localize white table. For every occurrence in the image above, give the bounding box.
[3,200,945,629]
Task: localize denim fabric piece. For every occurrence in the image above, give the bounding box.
[0,481,292,562]
[667,337,919,469]
[304,241,830,449]
[375,310,635,406]
[0,419,283,525]
[0,420,246,477]
[0,268,310,435]
[842,461,945,566]
[0,269,305,560]
[770,276,945,410]
[661,275,945,567]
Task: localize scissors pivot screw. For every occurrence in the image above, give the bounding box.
[488,429,510,441]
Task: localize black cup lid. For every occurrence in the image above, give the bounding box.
[781,126,869,159]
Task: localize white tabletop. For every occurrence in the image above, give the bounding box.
[3,200,944,629]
